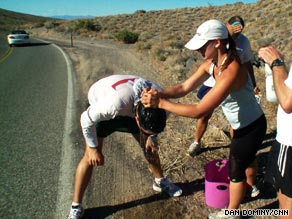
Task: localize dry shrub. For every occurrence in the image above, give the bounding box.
[135,41,152,51]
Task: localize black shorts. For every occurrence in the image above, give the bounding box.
[96,116,139,138]
[265,141,292,198]
[197,84,212,100]
[229,114,267,182]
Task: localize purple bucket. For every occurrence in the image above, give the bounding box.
[205,159,229,208]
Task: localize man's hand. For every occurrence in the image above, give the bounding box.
[258,46,283,66]
[145,135,158,154]
[143,135,159,164]
[87,146,104,166]
[141,88,159,108]
[254,86,261,95]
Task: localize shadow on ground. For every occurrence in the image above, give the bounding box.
[84,193,170,219]
[83,178,206,219]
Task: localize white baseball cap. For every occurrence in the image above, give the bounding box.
[185,19,228,50]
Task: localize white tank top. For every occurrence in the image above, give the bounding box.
[209,63,264,129]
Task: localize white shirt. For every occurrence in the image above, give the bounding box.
[276,65,292,145]
[80,75,162,147]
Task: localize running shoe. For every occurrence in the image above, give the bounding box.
[68,205,84,219]
[250,185,260,198]
[186,141,201,157]
[153,178,182,197]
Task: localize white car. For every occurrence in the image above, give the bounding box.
[7,30,30,47]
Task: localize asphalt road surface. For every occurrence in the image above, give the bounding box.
[0,35,163,219]
[0,36,81,219]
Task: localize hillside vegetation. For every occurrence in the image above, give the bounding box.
[13,0,291,82]
[2,1,292,68]
[0,8,56,33]
[89,0,292,75]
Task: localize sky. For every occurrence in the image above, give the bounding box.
[0,0,257,18]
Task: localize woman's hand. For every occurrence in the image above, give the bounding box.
[226,23,243,36]
[231,24,243,35]
[141,88,160,108]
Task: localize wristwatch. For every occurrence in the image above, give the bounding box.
[271,58,284,69]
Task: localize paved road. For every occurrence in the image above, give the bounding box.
[0,35,164,219]
[0,36,81,219]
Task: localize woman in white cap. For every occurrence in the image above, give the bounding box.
[141,19,267,219]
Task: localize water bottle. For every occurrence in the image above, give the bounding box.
[265,63,278,102]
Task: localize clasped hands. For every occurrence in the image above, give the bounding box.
[141,87,160,108]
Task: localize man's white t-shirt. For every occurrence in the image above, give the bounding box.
[80,74,161,147]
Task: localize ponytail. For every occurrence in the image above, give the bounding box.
[221,34,240,71]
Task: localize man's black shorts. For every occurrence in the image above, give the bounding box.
[266,141,292,198]
[96,116,139,137]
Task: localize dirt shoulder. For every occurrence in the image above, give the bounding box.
[34,29,279,219]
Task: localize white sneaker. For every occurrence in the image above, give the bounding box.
[209,209,241,219]
[68,205,84,219]
[250,185,260,198]
[153,178,182,197]
[186,141,201,157]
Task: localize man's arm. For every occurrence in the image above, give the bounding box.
[80,110,99,147]
[80,102,114,148]
[244,61,260,94]
[258,46,292,113]
[80,108,107,166]
[239,34,260,93]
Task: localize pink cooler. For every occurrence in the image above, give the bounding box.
[205,159,229,208]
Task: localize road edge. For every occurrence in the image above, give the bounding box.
[52,43,77,219]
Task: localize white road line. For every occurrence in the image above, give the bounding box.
[52,43,77,219]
